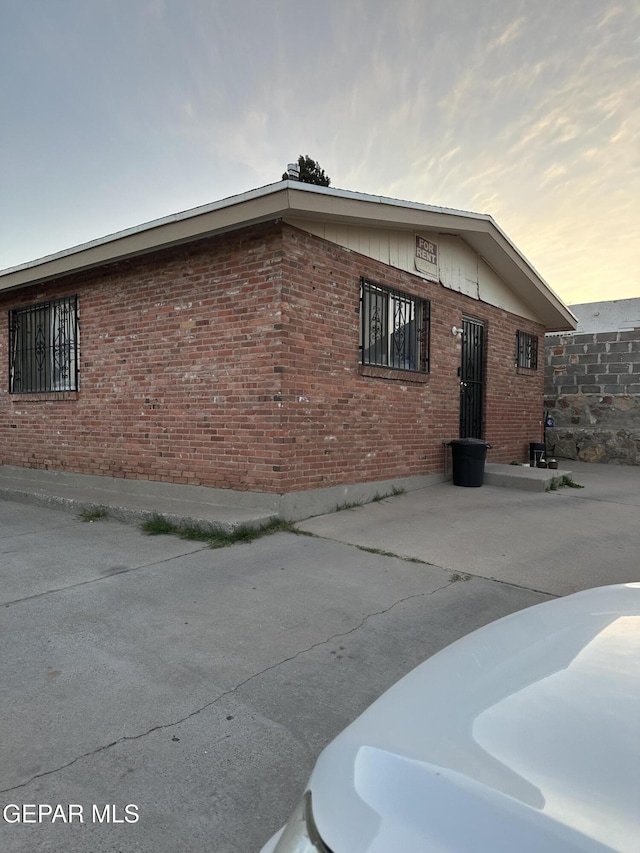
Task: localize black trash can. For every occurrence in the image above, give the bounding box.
[449,438,492,487]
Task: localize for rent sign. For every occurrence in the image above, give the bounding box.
[415,235,438,280]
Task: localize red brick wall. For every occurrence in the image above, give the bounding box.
[0,221,545,492]
[276,225,545,490]
[0,224,287,489]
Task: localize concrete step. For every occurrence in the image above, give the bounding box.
[484,463,573,492]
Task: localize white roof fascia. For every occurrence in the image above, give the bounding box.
[0,183,294,290]
[0,181,577,331]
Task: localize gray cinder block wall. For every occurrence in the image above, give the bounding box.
[545,330,640,465]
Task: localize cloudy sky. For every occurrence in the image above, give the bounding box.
[1,0,638,305]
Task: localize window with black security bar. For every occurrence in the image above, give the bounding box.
[516,330,538,369]
[9,296,78,393]
[360,279,429,372]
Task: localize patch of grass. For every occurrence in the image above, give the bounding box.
[450,572,472,582]
[509,460,522,466]
[207,520,295,548]
[335,500,363,512]
[548,474,584,491]
[140,514,294,547]
[391,486,406,496]
[141,514,177,536]
[558,474,584,489]
[79,506,109,522]
[290,527,317,538]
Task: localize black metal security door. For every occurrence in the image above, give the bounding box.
[459,317,485,438]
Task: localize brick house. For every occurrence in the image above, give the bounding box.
[0,182,576,515]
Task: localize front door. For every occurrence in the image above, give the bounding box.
[459,317,485,438]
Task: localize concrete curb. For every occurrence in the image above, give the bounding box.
[0,486,279,534]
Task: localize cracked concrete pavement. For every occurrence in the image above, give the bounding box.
[298,461,640,596]
[2,463,637,852]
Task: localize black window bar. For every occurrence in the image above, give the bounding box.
[360,279,429,372]
[516,330,538,369]
[9,296,78,392]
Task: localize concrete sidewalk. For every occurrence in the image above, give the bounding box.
[0,460,573,534]
[0,465,279,533]
[297,461,640,597]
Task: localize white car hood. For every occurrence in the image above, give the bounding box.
[309,584,640,853]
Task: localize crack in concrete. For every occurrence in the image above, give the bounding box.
[464,572,558,599]
[0,580,453,795]
[295,528,439,568]
[558,493,640,509]
[1,546,211,608]
[0,519,80,541]
[300,532,560,599]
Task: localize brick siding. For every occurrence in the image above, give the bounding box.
[0,222,545,491]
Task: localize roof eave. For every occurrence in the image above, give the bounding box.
[0,183,296,291]
[0,180,577,331]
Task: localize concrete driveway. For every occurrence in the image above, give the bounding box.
[299,461,640,596]
[1,461,638,852]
